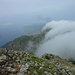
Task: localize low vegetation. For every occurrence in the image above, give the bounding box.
[0,48,75,75]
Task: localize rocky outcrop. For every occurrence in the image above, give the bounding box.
[0,48,75,75]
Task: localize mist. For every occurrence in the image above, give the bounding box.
[35,20,75,60]
[0,0,75,46]
[0,16,49,46]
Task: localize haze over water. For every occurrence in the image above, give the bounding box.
[0,0,75,46]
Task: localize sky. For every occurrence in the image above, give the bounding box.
[0,0,75,46]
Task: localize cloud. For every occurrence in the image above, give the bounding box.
[2,23,12,26]
[35,20,75,60]
[0,0,75,19]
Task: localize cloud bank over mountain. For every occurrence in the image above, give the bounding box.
[35,20,75,60]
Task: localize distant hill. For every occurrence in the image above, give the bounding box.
[1,29,49,54]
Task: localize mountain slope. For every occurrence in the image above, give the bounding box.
[0,48,75,75]
[1,29,49,54]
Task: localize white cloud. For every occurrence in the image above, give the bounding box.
[35,20,75,60]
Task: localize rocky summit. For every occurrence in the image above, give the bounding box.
[0,48,75,75]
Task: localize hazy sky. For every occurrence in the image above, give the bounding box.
[0,0,75,46]
[0,0,75,19]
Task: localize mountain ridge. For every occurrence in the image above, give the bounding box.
[1,29,50,54]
